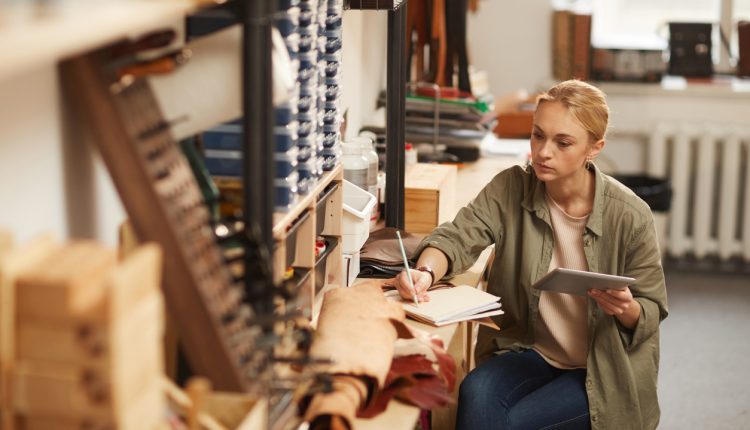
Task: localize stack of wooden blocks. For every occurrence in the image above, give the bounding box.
[0,234,166,430]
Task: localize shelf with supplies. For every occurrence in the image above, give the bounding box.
[273,165,344,319]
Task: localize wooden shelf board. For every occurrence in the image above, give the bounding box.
[0,0,199,82]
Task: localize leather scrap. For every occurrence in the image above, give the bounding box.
[303,281,457,428]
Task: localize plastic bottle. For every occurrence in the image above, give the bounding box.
[351,136,380,228]
[341,140,369,192]
[350,136,379,199]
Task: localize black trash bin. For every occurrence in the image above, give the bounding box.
[613,175,673,213]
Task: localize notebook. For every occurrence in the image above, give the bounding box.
[533,267,635,296]
[390,285,503,327]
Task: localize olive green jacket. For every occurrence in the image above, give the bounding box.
[415,163,668,430]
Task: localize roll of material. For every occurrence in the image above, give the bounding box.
[150,25,294,140]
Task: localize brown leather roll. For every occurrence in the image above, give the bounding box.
[739,21,750,77]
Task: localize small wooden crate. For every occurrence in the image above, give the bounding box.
[405,163,457,234]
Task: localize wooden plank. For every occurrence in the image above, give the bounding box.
[15,242,116,322]
[16,379,165,430]
[16,291,163,365]
[106,243,162,321]
[0,235,59,430]
[13,329,162,417]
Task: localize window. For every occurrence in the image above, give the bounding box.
[590,0,747,72]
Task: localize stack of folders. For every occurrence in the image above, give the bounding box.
[396,285,503,327]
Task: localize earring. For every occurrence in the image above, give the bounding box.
[585,156,593,169]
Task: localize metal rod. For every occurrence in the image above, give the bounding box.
[385,2,407,228]
[242,0,275,315]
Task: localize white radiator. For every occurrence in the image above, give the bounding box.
[648,123,750,261]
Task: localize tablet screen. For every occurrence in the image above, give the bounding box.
[533,268,635,296]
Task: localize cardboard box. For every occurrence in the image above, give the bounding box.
[405,164,457,234]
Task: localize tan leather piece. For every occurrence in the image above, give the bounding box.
[303,375,369,429]
[309,281,404,388]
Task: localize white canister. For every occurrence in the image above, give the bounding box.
[341,141,369,192]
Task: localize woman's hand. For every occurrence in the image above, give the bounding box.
[394,269,432,303]
[587,287,641,330]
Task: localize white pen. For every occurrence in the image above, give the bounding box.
[396,230,419,306]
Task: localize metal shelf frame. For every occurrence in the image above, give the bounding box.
[348,0,409,229]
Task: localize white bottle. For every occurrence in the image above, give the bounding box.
[351,136,379,199]
[341,141,369,192]
[352,136,380,228]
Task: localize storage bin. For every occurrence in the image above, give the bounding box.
[298,23,319,36]
[275,103,296,125]
[203,123,241,150]
[298,65,317,83]
[275,8,300,37]
[314,236,338,294]
[297,177,313,195]
[325,61,339,77]
[321,143,341,158]
[299,33,315,52]
[275,175,299,212]
[274,124,298,152]
[613,175,673,212]
[297,157,317,179]
[298,135,316,148]
[321,154,339,172]
[322,132,339,148]
[342,179,376,253]
[275,147,299,178]
[283,210,309,266]
[342,251,360,287]
[297,145,313,162]
[203,150,241,177]
[315,182,338,237]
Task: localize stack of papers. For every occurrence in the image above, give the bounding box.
[397,285,503,327]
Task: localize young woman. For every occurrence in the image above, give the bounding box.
[393,80,668,429]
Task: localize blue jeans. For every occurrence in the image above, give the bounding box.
[456,349,590,430]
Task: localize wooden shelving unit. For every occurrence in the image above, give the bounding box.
[272,164,344,320]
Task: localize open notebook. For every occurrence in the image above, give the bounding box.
[388,285,503,327]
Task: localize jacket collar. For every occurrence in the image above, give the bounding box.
[521,162,604,237]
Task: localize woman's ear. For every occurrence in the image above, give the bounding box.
[589,139,605,159]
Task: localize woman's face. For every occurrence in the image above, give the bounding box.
[530,101,601,183]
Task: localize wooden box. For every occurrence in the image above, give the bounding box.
[405,163,457,234]
[15,380,165,430]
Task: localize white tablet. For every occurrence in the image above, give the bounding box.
[532,267,635,296]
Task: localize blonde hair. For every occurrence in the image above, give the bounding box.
[537,80,610,142]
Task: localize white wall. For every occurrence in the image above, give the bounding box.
[0,65,125,246]
[467,0,554,97]
[341,11,387,140]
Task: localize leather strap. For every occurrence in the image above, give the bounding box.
[417,265,435,286]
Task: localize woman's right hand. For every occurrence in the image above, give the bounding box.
[394,268,432,303]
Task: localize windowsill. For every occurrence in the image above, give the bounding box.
[594,75,750,99]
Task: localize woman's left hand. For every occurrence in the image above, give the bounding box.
[587,287,641,329]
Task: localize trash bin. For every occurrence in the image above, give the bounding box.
[613,175,673,212]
